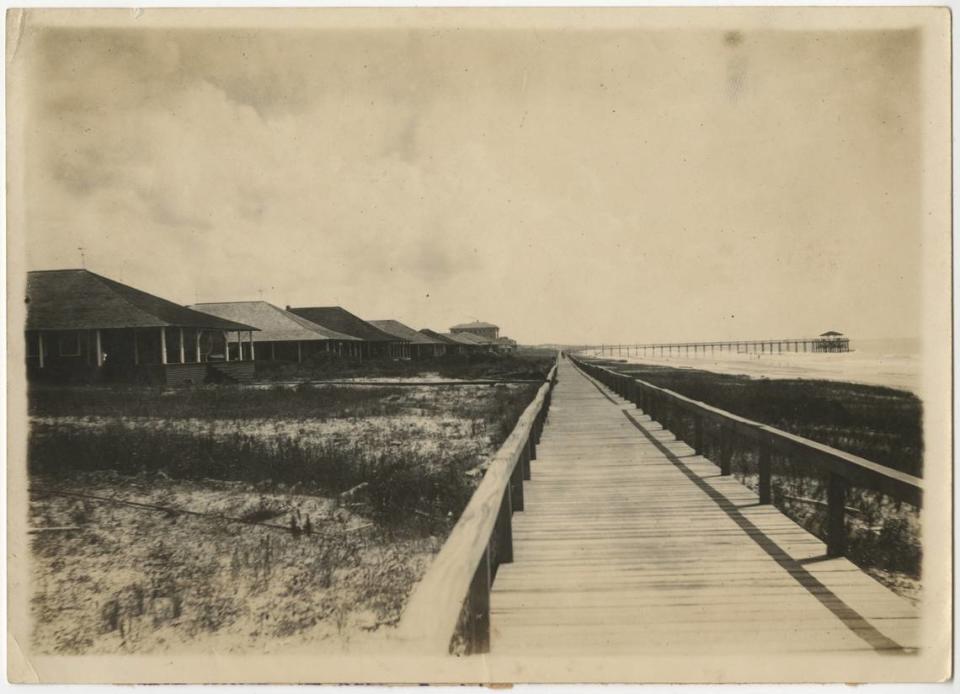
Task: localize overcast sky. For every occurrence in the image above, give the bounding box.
[18,14,923,344]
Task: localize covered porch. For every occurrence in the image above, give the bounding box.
[26,326,257,385]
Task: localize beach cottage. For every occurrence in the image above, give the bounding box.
[287,306,408,359]
[190,301,362,362]
[443,331,494,353]
[369,320,448,358]
[25,269,258,385]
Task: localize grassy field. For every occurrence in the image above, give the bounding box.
[28,377,545,653]
[607,362,922,476]
[589,359,922,595]
[253,351,554,382]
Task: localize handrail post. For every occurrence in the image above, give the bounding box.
[521,444,531,481]
[510,460,525,512]
[694,415,704,456]
[720,428,733,476]
[496,485,514,565]
[758,442,772,504]
[826,474,848,557]
[465,544,492,654]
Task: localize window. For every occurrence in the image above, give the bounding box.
[58,332,81,357]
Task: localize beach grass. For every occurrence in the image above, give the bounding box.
[28,379,542,652]
[253,351,554,382]
[610,362,922,476]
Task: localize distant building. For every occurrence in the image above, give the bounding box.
[450,320,500,341]
[495,336,518,353]
[25,269,258,385]
[369,320,448,358]
[419,329,468,355]
[190,301,362,362]
[444,331,496,353]
[815,330,850,353]
[287,306,408,359]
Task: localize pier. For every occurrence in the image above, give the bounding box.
[584,334,850,358]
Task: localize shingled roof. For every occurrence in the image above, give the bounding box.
[26,269,256,332]
[444,331,491,345]
[369,320,446,345]
[287,306,402,343]
[419,329,460,345]
[190,301,361,343]
[450,320,499,331]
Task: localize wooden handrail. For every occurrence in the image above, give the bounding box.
[570,356,922,556]
[396,357,559,654]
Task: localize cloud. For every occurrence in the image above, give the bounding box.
[19,22,925,342]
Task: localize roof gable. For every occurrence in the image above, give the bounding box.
[419,329,459,345]
[444,331,490,345]
[369,320,444,344]
[287,306,401,342]
[190,301,360,343]
[26,269,256,332]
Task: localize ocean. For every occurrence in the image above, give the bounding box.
[589,337,922,394]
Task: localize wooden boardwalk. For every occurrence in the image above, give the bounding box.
[489,360,919,656]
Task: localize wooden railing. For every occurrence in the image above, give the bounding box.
[396,359,559,654]
[571,356,923,557]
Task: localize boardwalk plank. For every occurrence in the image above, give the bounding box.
[488,360,920,656]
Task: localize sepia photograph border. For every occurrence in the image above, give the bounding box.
[4,5,953,684]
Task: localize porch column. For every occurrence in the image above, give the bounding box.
[95,330,104,366]
[133,330,140,365]
[38,332,45,368]
[179,328,186,364]
[223,331,230,361]
[160,328,168,365]
[195,330,202,363]
[249,331,255,360]
[237,331,243,360]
